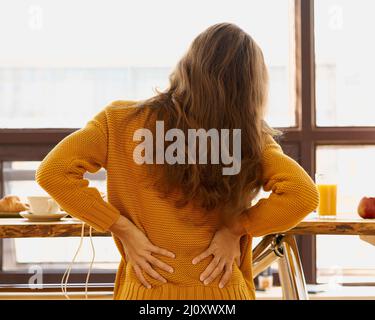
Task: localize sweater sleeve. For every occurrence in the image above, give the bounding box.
[35,108,120,232]
[240,136,319,237]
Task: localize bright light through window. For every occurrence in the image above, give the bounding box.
[0,0,295,128]
[2,161,120,271]
[316,146,375,283]
[315,0,375,127]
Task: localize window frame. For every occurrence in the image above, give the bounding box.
[290,0,375,284]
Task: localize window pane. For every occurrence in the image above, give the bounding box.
[316,146,375,283]
[315,0,375,126]
[3,237,119,271]
[2,161,120,272]
[0,0,295,128]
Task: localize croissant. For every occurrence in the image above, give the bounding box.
[0,195,29,212]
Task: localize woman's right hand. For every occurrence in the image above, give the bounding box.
[110,215,175,288]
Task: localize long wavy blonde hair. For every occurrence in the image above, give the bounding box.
[135,22,275,223]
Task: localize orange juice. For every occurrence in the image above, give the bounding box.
[317,184,337,217]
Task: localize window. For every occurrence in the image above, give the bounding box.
[315,0,375,127]
[0,68,171,128]
[316,147,375,283]
[312,0,375,284]
[4,0,373,289]
[0,0,296,128]
[2,162,120,274]
[0,0,296,288]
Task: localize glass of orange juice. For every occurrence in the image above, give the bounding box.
[316,173,337,219]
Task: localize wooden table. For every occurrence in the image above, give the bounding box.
[0,218,109,238]
[1,215,375,238]
[1,215,375,300]
[289,216,375,235]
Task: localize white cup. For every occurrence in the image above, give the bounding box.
[27,196,60,215]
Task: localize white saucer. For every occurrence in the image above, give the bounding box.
[20,211,67,222]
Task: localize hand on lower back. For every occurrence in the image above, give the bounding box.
[110,215,175,288]
[192,222,245,288]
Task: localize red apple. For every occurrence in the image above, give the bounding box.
[358,197,375,219]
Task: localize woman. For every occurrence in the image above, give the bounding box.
[36,23,319,300]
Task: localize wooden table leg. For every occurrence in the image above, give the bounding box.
[277,235,309,300]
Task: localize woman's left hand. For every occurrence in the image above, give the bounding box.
[192,222,246,288]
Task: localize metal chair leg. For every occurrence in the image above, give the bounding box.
[252,235,284,278]
[277,235,309,300]
[252,234,309,300]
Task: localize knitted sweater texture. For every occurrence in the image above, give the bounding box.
[36,100,319,300]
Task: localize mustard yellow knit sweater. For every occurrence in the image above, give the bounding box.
[35,100,319,300]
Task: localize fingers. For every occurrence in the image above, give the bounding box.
[203,260,226,285]
[140,261,168,284]
[133,264,151,289]
[192,248,213,265]
[148,255,174,274]
[149,245,175,259]
[219,264,233,289]
[199,256,220,282]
